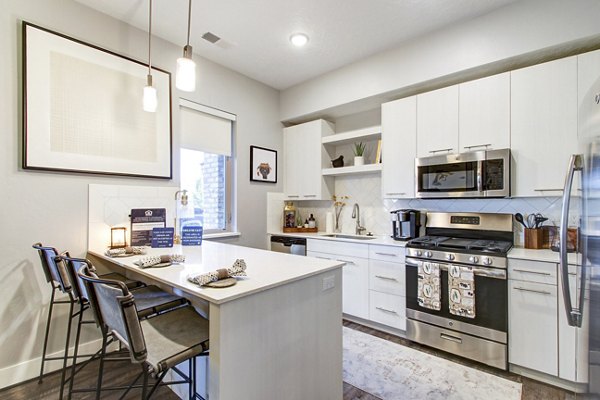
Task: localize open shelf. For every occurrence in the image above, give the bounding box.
[321,125,381,146]
[322,163,382,176]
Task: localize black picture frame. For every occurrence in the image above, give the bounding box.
[250,145,277,183]
[22,22,173,179]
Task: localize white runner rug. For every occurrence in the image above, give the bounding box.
[343,327,522,400]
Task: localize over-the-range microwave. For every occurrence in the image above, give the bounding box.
[415,148,511,198]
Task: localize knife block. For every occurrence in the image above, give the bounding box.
[524,228,543,249]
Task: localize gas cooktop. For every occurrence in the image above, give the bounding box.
[407,235,513,255]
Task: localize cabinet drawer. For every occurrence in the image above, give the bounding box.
[307,239,369,259]
[369,260,405,296]
[369,291,406,331]
[369,245,405,262]
[509,258,557,285]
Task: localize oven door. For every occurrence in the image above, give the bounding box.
[415,151,484,198]
[405,257,508,343]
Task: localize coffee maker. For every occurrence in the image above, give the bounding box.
[391,209,421,241]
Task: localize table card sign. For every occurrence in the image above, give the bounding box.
[130,208,166,246]
[151,227,174,248]
[182,226,203,246]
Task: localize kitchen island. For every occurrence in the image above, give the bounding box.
[88,241,344,400]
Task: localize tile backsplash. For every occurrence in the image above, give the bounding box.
[290,175,579,246]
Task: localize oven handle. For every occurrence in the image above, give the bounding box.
[477,160,484,194]
[405,258,506,280]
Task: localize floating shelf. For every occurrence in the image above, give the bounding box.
[322,163,383,176]
[321,125,381,146]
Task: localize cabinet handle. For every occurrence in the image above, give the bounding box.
[513,287,552,295]
[303,194,317,198]
[375,252,397,257]
[315,256,332,260]
[385,192,406,196]
[375,275,398,281]
[463,143,491,150]
[336,259,355,265]
[534,189,563,192]
[375,306,397,314]
[512,269,552,276]
[287,195,300,198]
[429,148,453,154]
[440,333,463,344]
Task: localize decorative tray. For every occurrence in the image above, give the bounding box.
[283,227,318,233]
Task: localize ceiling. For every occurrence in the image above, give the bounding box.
[76,0,519,90]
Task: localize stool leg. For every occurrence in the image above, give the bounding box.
[59,300,74,400]
[141,367,149,400]
[67,303,84,400]
[38,288,56,383]
[95,332,107,400]
[188,358,193,400]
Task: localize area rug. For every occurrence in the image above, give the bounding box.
[343,327,522,400]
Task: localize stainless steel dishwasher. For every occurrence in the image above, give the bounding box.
[270,235,306,256]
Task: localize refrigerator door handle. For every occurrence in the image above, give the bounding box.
[559,154,584,327]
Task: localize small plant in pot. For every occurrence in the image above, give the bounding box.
[353,142,366,166]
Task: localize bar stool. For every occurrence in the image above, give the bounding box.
[32,243,187,399]
[78,262,209,400]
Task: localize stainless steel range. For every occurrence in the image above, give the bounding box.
[405,212,513,369]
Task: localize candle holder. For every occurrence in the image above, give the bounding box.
[174,189,188,244]
[110,227,127,249]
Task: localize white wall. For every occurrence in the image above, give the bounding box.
[280,0,600,122]
[0,0,281,387]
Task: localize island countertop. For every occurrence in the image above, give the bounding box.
[88,240,344,305]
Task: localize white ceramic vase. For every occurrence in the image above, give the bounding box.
[354,156,364,166]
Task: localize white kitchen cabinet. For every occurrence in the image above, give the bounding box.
[381,97,416,198]
[283,119,334,200]
[416,85,459,158]
[509,279,558,376]
[510,56,578,196]
[369,291,406,330]
[578,49,600,146]
[459,73,510,151]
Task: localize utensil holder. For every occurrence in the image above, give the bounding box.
[524,228,543,249]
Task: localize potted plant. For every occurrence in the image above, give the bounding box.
[353,142,366,166]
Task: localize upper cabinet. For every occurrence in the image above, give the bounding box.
[578,49,600,147]
[511,56,578,196]
[283,119,334,200]
[416,85,459,158]
[381,97,416,198]
[459,72,510,151]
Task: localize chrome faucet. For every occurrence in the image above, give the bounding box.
[351,203,366,235]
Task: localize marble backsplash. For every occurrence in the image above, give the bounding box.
[278,175,580,247]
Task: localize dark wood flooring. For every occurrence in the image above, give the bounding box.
[0,320,591,400]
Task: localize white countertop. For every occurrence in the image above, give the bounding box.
[268,231,408,247]
[89,241,344,305]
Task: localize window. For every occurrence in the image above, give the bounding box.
[179,100,235,234]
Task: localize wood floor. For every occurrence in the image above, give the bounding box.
[0,320,586,400]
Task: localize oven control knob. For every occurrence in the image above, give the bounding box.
[415,250,422,257]
[469,256,479,263]
[424,251,433,258]
[482,257,493,265]
[446,254,455,261]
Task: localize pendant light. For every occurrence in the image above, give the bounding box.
[176,0,196,92]
[143,0,158,112]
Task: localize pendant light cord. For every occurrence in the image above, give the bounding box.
[186,0,192,46]
[148,0,153,76]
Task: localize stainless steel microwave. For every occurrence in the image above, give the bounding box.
[415,148,511,198]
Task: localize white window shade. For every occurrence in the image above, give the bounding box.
[179,103,232,156]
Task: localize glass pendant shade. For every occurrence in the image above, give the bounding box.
[176,55,196,92]
[143,84,157,112]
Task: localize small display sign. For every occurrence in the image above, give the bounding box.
[130,208,167,246]
[151,227,174,248]
[182,226,203,246]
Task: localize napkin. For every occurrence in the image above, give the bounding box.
[187,259,247,286]
[134,254,186,268]
[105,246,146,257]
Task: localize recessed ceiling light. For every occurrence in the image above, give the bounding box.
[290,33,309,47]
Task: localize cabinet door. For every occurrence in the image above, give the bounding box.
[511,56,578,196]
[416,85,459,158]
[558,267,589,382]
[283,126,302,199]
[459,73,510,151]
[369,259,405,296]
[381,97,416,198]
[369,291,406,330]
[578,49,600,147]
[509,280,558,376]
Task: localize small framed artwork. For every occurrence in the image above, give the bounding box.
[250,145,277,183]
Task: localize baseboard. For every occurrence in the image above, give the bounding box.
[509,364,588,393]
[343,315,408,339]
[0,338,116,390]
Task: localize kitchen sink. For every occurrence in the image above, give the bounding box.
[321,234,376,240]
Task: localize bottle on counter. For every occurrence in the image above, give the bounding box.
[304,218,309,228]
[308,214,316,229]
[283,202,296,228]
